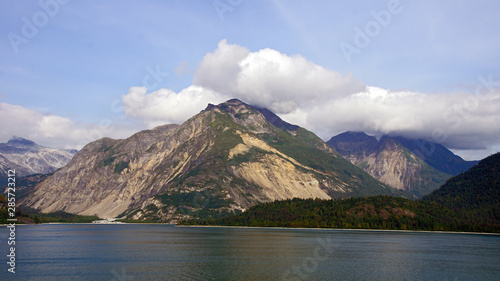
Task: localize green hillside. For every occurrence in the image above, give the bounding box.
[182,196,471,231]
[423,152,500,229]
[184,153,500,233]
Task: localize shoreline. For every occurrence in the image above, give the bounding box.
[175,224,500,236]
[2,222,498,235]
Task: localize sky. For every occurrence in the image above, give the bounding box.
[1,0,499,160]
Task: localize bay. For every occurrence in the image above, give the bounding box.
[0,224,499,280]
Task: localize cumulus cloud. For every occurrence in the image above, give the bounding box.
[0,103,136,149]
[122,85,229,128]
[193,39,366,113]
[8,40,496,159]
[121,40,500,159]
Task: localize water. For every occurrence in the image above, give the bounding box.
[0,224,499,280]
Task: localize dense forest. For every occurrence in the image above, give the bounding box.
[182,153,500,233]
[181,196,498,232]
[423,152,500,229]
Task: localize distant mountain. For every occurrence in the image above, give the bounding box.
[423,152,500,230]
[22,99,404,222]
[327,132,477,197]
[0,137,77,184]
[391,137,479,175]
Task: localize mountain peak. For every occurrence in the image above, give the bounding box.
[225,98,246,105]
[0,137,77,178]
[253,107,299,132]
[23,100,401,221]
[204,98,249,112]
[327,131,378,155]
[7,137,37,147]
[327,131,479,196]
[204,99,299,133]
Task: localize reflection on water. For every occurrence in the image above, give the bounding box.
[0,224,499,280]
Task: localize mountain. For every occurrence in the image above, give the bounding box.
[423,152,500,230]
[192,153,500,232]
[390,137,479,175]
[22,99,404,222]
[0,137,77,184]
[327,132,477,197]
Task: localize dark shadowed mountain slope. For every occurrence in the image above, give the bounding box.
[423,152,500,230]
[392,137,478,175]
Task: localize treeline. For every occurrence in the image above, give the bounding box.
[182,153,500,233]
[0,194,99,224]
[181,196,498,233]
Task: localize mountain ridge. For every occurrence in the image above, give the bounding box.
[423,152,500,229]
[0,137,77,182]
[327,131,477,197]
[22,99,407,221]
[192,152,500,232]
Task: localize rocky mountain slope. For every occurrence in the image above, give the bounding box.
[0,138,76,184]
[22,99,404,222]
[327,132,477,197]
[197,153,500,232]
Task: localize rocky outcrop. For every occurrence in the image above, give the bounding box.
[22,100,401,221]
[327,132,473,197]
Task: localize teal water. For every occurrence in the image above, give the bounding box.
[0,224,499,280]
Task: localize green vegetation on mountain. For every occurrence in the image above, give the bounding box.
[183,195,497,233]
[181,196,457,231]
[423,152,500,229]
[257,120,403,198]
[184,153,500,233]
[117,100,408,222]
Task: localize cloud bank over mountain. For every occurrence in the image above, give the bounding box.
[2,40,499,159]
[122,40,500,159]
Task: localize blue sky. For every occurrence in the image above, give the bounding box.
[1,0,499,160]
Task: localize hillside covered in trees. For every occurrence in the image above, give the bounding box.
[183,153,500,233]
[423,152,500,229]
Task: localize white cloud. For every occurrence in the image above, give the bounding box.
[121,40,500,160]
[302,86,500,157]
[122,85,229,128]
[193,39,366,113]
[193,39,250,97]
[5,38,496,159]
[0,103,136,150]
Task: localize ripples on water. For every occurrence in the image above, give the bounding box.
[0,224,499,280]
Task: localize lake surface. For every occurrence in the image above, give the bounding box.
[0,224,499,280]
